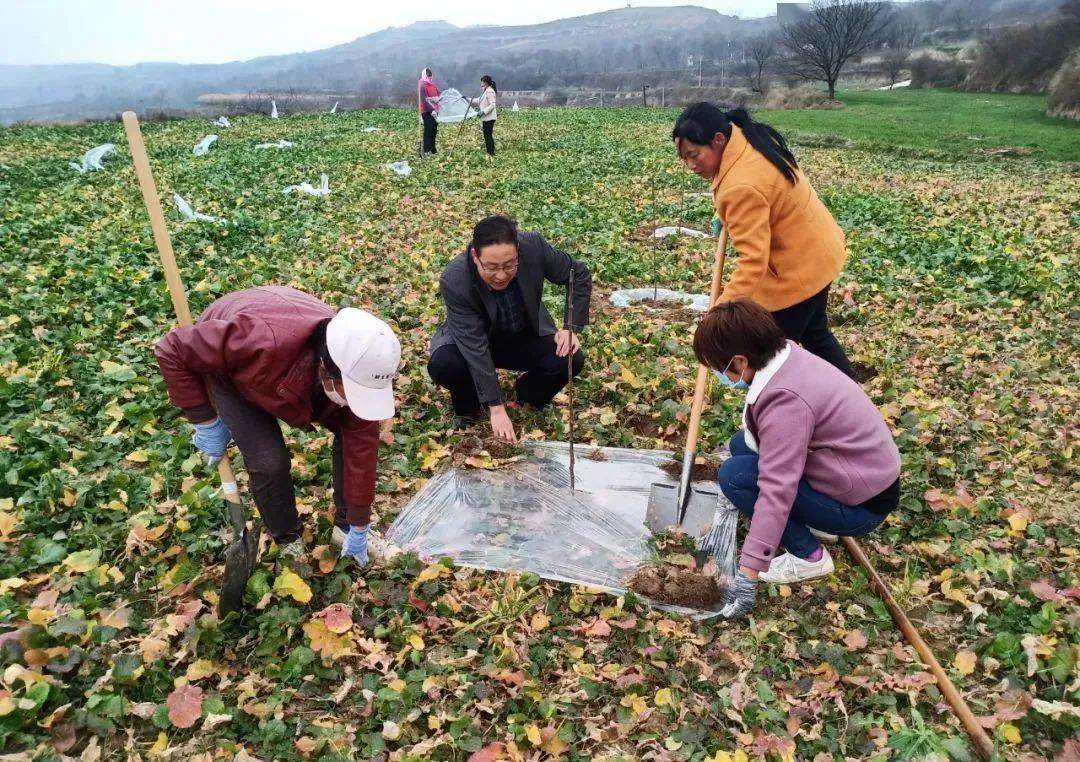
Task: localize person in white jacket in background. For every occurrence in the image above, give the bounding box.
[476,75,498,156]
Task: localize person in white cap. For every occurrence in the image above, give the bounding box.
[155,286,401,571]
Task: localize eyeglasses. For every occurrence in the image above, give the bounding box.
[477,259,519,275]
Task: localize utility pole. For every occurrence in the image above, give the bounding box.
[642,84,648,106]
[698,53,703,87]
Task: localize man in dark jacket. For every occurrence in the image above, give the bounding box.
[428,215,592,442]
[155,286,401,567]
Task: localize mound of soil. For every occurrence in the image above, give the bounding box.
[450,435,525,467]
[628,565,723,609]
[660,456,720,483]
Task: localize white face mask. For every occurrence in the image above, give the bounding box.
[322,378,348,407]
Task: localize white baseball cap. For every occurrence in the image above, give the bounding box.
[325,308,401,421]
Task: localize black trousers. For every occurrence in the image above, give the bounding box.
[770,284,855,379]
[482,119,495,155]
[428,332,584,417]
[211,381,352,542]
[422,112,438,154]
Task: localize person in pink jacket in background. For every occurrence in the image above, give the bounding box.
[693,298,901,618]
[419,66,441,154]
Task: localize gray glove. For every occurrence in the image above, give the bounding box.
[720,571,757,619]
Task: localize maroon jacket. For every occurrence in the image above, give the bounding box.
[155,286,379,525]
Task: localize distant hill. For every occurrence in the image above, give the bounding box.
[0,0,1068,123]
[0,6,763,123]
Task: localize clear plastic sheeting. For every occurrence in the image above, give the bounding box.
[255,140,294,150]
[387,441,738,618]
[193,135,218,156]
[329,101,339,114]
[70,143,115,173]
[283,173,330,196]
[362,127,382,133]
[270,100,279,119]
[173,193,225,224]
[433,89,476,124]
[386,161,412,177]
[653,225,707,239]
[512,101,520,112]
[609,288,710,312]
[214,116,231,128]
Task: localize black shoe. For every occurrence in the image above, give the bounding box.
[453,414,478,430]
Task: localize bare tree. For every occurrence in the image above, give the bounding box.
[882,20,920,87]
[740,34,778,93]
[781,0,895,99]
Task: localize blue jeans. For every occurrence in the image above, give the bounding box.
[718,431,887,559]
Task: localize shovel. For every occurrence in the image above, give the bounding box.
[122,111,260,617]
[645,230,728,538]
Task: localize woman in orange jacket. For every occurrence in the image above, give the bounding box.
[673,102,855,378]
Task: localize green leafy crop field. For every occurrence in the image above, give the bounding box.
[0,91,1077,760]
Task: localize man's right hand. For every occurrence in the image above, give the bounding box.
[193,417,231,459]
[488,405,517,443]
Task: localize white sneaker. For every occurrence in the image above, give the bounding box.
[331,525,348,549]
[759,548,835,584]
[809,527,838,543]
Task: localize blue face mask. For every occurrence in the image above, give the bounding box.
[714,357,749,391]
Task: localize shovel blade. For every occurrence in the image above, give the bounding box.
[645,482,720,538]
[218,502,260,618]
[220,537,252,617]
[680,485,721,539]
[646,482,680,533]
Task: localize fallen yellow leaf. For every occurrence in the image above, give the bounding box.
[655,687,674,707]
[525,723,542,746]
[1002,723,1021,744]
[953,649,977,676]
[273,568,312,604]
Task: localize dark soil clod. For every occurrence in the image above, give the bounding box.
[628,565,723,609]
[660,457,719,482]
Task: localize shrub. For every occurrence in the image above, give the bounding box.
[760,83,844,110]
[962,16,1079,93]
[910,54,970,88]
[1047,49,1080,120]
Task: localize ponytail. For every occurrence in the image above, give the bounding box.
[672,102,799,184]
[481,75,497,93]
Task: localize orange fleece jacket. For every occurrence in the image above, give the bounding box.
[712,124,847,312]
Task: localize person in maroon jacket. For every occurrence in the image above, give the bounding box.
[419,66,441,154]
[155,286,401,568]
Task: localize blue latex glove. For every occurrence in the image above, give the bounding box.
[192,417,231,460]
[711,216,723,237]
[341,525,369,564]
[719,571,758,619]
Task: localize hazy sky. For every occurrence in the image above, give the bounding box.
[2,0,778,66]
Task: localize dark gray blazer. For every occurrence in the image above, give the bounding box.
[430,231,592,405]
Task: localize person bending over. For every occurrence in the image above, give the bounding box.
[156,286,401,570]
[674,102,856,378]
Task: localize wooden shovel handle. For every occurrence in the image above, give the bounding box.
[842,536,995,760]
[684,230,729,452]
[122,111,241,505]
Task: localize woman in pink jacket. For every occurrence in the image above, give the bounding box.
[419,67,441,154]
[693,299,901,618]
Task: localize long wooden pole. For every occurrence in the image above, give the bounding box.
[842,536,995,760]
[121,111,241,507]
[677,230,728,516]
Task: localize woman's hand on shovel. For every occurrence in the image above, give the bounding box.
[193,417,231,463]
